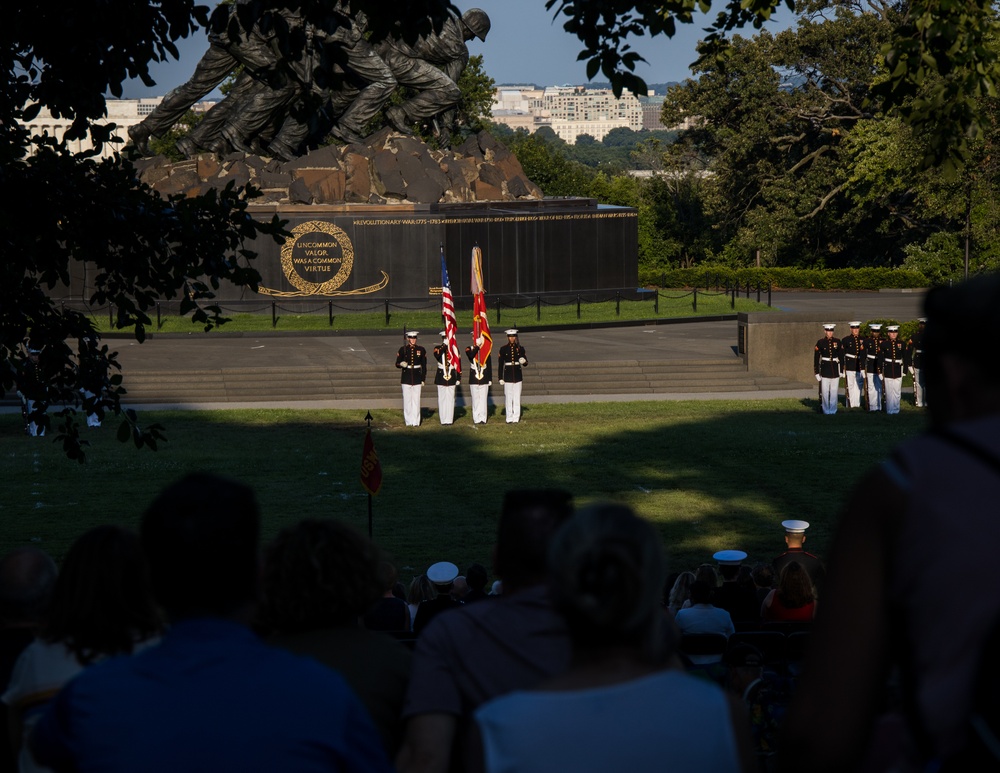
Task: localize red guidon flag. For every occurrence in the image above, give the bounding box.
[360,427,382,495]
[440,248,462,374]
[471,246,492,367]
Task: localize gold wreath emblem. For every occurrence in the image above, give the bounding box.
[280,221,354,295]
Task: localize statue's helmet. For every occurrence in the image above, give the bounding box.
[462,8,491,42]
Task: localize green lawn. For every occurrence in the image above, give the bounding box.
[89,292,773,335]
[0,399,925,585]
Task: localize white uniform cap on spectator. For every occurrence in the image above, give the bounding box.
[822,324,835,330]
[713,550,747,565]
[427,561,459,585]
[782,519,810,534]
[406,331,419,337]
[505,329,518,336]
[918,317,927,323]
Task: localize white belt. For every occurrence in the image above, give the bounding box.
[890,359,903,364]
[914,349,923,354]
[820,357,837,362]
[845,354,857,359]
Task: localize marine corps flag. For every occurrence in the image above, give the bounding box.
[471,245,492,368]
[360,425,382,496]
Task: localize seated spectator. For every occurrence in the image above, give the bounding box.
[0,547,57,773]
[464,563,490,604]
[473,503,751,772]
[713,551,760,624]
[364,561,411,633]
[674,581,735,664]
[31,472,391,773]
[412,562,463,636]
[451,575,470,602]
[760,561,816,622]
[751,564,775,608]
[667,571,696,615]
[406,575,434,631]
[726,644,789,762]
[396,490,574,773]
[260,519,412,756]
[3,526,162,773]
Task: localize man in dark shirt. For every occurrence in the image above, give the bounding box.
[773,520,825,597]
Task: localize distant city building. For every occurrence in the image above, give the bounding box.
[491,85,699,143]
[20,98,163,159]
[490,85,643,144]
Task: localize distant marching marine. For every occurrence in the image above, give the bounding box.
[878,325,908,415]
[814,324,843,415]
[864,323,884,412]
[908,317,927,407]
[434,331,460,425]
[841,322,866,409]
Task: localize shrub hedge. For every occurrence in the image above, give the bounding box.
[640,267,931,291]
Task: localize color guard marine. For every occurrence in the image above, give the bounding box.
[841,322,865,409]
[498,329,527,424]
[813,324,843,415]
[465,336,492,425]
[395,330,426,427]
[877,324,908,415]
[433,331,460,426]
[864,323,884,411]
[908,317,927,407]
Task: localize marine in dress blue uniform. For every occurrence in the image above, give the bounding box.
[395,331,426,427]
[465,337,492,424]
[877,325,908,415]
[841,322,865,409]
[433,331,460,425]
[813,324,843,415]
[497,329,527,423]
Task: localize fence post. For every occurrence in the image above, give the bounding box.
[384,299,390,326]
[731,288,736,309]
[157,302,161,330]
[745,281,750,299]
[272,301,277,328]
[616,291,621,317]
[496,297,501,323]
[654,290,659,315]
[756,283,761,303]
[768,282,772,307]
[109,303,113,328]
[536,296,541,322]
[693,288,697,312]
[577,295,581,320]
[329,301,333,327]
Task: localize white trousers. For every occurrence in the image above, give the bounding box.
[470,383,489,424]
[845,370,864,408]
[22,399,45,437]
[912,368,925,407]
[82,389,102,427]
[884,377,902,414]
[437,385,456,425]
[504,381,522,423]
[820,377,839,415]
[866,372,882,411]
[402,384,422,426]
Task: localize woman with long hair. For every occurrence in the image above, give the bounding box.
[760,561,816,621]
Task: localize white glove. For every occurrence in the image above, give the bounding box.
[475,336,484,347]
[861,370,867,377]
[815,374,822,382]
[518,357,526,365]
[909,368,915,376]
[499,379,505,385]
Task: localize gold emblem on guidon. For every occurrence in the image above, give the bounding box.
[280,221,354,295]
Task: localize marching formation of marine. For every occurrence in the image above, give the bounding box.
[813,320,925,415]
[128,3,491,161]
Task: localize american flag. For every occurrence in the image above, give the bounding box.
[440,248,462,375]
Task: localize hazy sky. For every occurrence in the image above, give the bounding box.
[120,0,793,99]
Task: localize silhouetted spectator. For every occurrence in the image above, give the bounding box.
[364,561,411,633]
[464,563,490,604]
[667,571,696,615]
[261,519,412,756]
[396,490,574,773]
[412,561,462,636]
[761,561,816,622]
[781,274,1000,771]
[0,548,57,773]
[674,581,735,664]
[474,503,751,772]
[4,527,161,773]
[32,472,391,773]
